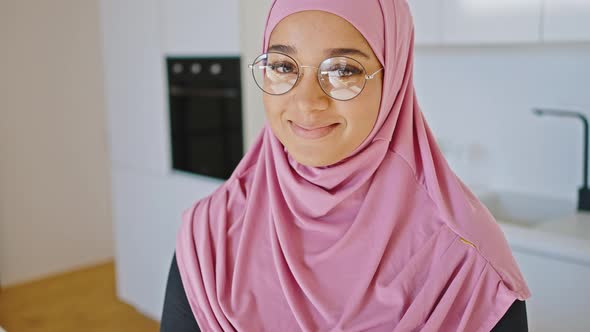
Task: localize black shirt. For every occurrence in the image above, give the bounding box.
[161,253,528,332]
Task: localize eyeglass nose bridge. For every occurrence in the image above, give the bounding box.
[292,65,328,94]
[297,65,320,78]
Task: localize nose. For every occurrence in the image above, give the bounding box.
[293,66,330,114]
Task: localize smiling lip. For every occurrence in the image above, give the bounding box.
[289,121,339,140]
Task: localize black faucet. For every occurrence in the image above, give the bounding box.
[533,108,590,212]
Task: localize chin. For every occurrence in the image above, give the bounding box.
[289,148,342,168]
[296,157,330,168]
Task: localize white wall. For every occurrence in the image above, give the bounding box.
[413,44,590,200]
[99,0,238,320]
[0,0,114,287]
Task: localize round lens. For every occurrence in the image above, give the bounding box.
[318,57,366,101]
[251,52,299,95]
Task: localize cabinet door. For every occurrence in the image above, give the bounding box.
[407,0,443,46]
[100,0,170,174]
[543,0,590,42]
[512,250,590,332]
[442,0,543,44]
[161,0,240,55]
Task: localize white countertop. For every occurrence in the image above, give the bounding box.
[499,212,590,266]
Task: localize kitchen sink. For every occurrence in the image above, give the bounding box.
[477,191,577,228]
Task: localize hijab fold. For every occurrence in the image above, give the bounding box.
[176,1,531,331]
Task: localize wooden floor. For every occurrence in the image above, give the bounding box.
[0,261,159,332]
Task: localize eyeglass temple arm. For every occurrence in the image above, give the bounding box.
[366,67,384,80]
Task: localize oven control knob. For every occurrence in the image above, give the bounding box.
[210,63,222,75]
[191,63,202,74]
[172,63,184,74]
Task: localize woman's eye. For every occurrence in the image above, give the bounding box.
[269,62,296,74]
[328,66,362,77]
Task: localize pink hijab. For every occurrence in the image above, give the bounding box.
[176,0,532,331]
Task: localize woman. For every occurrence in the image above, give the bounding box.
[161,0,531,331]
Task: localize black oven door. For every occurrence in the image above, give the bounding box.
[167,57,243,180]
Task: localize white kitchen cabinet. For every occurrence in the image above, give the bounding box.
[100,0,242,175]
[407,0,443,45]
[441,0,543,44]
[161,0,240,55]
[543,0,590,42]
[100,0,239,320]
[111,167,222,319]
[512,250,590,332]
[100,0,170,174]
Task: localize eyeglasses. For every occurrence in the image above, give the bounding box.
[248,52,383,101]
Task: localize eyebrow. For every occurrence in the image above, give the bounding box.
[267,44,370,59]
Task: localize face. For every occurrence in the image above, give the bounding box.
[264,10,383,167]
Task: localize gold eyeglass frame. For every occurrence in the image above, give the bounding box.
[248,51,384,101]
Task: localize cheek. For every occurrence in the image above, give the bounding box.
[345,91,381,140]
[263,95,280,120]
[263,96,287,136]
[348,110,376,140]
